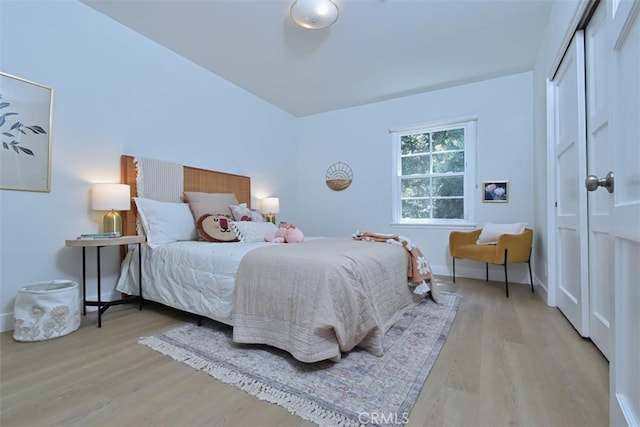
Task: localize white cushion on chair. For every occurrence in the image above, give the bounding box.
[476,223,526,245]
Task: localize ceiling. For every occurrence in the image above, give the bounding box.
[81,0,553,117]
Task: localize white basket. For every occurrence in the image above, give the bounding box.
[13,280,81,342]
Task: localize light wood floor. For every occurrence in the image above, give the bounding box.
[0,276,608,427]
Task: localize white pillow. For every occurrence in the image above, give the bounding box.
[476,223,526,245]
[134,197,197,248]
[232,221,277,243]
[229,203,265,222]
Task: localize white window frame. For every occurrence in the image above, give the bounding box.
[390,116,477,228]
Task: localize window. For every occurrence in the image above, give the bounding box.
[391,118,476,225]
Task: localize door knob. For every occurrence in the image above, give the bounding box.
[585,171,614,193]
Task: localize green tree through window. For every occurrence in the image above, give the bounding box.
[392,119,476,224]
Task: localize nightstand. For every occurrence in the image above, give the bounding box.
[65,235,145,327]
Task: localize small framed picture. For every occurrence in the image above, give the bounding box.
[483,180,508,203]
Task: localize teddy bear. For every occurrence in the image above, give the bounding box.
[265,223,304,243]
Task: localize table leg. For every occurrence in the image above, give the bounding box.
[138,242,143,310]
[97,245,102,328]
[82,247,87,316]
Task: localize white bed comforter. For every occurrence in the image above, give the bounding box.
[118,238,421,362]
[116,241,275,325]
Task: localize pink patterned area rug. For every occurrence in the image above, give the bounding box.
[140,292,460,426]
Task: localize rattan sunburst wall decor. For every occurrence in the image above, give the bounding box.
[325,161,353,191]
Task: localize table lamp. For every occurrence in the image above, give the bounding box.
[261,197,280,224]
[92,183,131,234]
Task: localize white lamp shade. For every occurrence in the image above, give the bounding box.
[92,183,131,211]
[261,197,280,214]
[290,0,339,30]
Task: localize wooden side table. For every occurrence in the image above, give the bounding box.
[65,235,145,327]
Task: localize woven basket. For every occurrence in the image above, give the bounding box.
[326,179,352,191]
[13,280,81,342]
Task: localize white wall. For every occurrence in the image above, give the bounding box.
[294,72,535,283]
[0,1,297,332]
[0,0,579,333]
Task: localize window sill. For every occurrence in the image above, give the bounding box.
[390,221,478,230]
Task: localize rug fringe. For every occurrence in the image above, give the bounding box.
[139,336,359,426]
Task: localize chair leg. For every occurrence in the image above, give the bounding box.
[528,260,534,293]
[452,257,456,283]
[504,264,510,298]
[486,263,489,281]
[504,249,509,298]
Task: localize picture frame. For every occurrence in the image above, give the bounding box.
[1,71,54,192]
[483,180,508,203]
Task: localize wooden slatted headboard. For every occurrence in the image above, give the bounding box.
[120,155,251,237]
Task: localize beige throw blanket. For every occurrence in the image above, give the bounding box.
[232,238,420,363]
[352,231,440,303]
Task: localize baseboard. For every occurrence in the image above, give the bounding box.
[83,290,121,312]
[1,270,543,334]
[0,312,13,334]
[431,264,533,285]
[533,272,551,306]
[431,265,451,277]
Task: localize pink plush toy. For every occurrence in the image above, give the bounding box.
[284,225,304,243]
[265,224,304,243]
[266,226,287,243]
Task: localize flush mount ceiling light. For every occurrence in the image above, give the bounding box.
[290,0,339,30]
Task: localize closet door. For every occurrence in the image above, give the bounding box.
[551,31,589,336]
[608,0,640,424]
[585,2,612,360]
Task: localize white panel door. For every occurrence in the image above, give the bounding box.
[552,31,590,337]
[608,0,640,425]
[585,3,612,360]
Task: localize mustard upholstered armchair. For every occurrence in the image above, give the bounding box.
[449,227,534,297]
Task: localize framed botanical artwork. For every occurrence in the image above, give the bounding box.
[483,180,508,203]
[0,71,54,192]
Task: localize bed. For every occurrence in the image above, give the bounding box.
[117,155,432,363]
